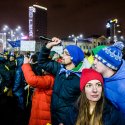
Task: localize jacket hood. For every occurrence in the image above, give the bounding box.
[104,60,125,82]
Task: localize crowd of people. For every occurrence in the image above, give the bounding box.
[0,37,125,125]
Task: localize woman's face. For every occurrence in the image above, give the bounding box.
[85,80,102,102]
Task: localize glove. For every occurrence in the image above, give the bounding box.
[4,86,9,93]
[46,123,52,125]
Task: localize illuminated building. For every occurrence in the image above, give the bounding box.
[106,19,124,42]
[29,4,47,51]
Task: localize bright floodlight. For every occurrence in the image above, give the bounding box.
[21,33,24,36]
[106,23,110,28]
[79,34,83,38]
[4,25,9,29]
[17,26,21,29]
[120,36,124,40]
[3,25,9,31]
[117,30,121,33]
[68,35,71,38]
[108,36,111,39]
[116,24,120,27]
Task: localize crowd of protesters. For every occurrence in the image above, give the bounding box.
[0,37,125,125]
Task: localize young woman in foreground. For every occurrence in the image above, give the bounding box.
[66,68,125,125]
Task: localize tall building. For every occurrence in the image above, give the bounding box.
[29,4,47,49]
[106,19,124,42]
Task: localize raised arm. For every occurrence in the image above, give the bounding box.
[38,37,62,75]
[22,58,54,89]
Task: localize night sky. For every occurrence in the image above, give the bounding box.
[0,0,125,38]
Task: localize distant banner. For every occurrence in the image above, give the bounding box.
[20,40,36,51]
[8,40,20,48]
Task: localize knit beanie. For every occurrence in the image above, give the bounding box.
[95,42,124,70]
[80,68,103,91]
[92,45,107,55]
[65,45,84,66]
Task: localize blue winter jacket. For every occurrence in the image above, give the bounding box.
[104,60,125,114]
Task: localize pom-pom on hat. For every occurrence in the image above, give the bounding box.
[65,45,84,66]
[80,68,103,91]
[95,41,124,70]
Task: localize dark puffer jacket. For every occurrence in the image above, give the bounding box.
[12,55,25,109]
[0,56,11,94]
[38,46,81,125]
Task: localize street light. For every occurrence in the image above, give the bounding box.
[106,22,110,28]
[120,36,124,40]
[1,25,23,41]
[68,34,84,45]
[106,19,119,42]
